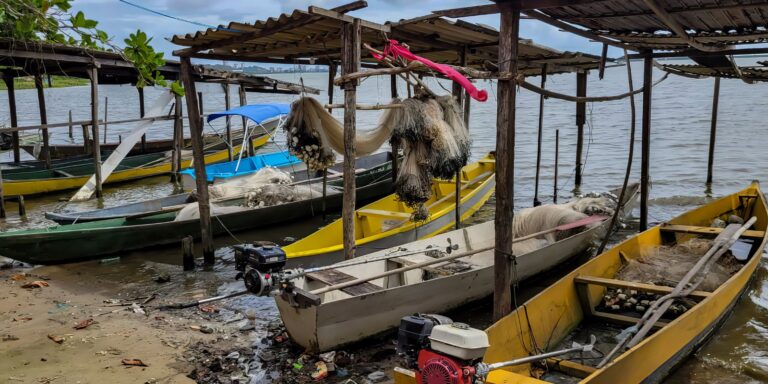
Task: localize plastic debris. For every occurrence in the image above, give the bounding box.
[121,358,148,367]
[21,281,49,289]
[311,361,329,380]
[74,318,95,330]
[367,371,387,382]
[47,334,64,344]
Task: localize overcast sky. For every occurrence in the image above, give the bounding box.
[72,0,615,62]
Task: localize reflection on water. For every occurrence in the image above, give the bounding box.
[2,58,768,382]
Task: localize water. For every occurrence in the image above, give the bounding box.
[2,58,768,382]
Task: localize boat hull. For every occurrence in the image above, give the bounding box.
[277,185,640,352]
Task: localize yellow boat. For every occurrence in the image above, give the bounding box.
[2,134,270,197]
[283,152,496,262]
[394,182,768,384]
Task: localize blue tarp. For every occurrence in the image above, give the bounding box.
[207,104,291,125]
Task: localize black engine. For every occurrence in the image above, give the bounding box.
[397,314,454,368]
[233,243,287,296]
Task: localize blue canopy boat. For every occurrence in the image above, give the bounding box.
[180,103,301,187]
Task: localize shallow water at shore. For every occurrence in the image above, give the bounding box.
[2,58,768,382]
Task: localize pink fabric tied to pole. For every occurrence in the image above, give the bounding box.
[372,39,488,102]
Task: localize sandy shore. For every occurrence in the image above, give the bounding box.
[0,263,218,384]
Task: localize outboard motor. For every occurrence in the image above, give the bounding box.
[233,243,287,296]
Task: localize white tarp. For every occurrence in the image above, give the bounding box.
[70,90,174,202]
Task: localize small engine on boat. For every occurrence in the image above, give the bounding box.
[397,315,489,384]
[233,243,287,296]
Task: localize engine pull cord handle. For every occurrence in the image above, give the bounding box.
[475,335,597,379]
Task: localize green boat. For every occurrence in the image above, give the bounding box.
[0,152,395,264]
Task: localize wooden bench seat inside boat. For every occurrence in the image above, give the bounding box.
[660,224,765,240]
[574,275,712,299]
[305,269,383,296]
[543,358,597,379]
[356,209,412,219]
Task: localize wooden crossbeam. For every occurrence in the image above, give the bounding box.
[660,224,765,240]
[544,358,597,379]
[574,275,711,300]
[591,310,668,330]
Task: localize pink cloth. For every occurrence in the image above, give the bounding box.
[372,39,488,102]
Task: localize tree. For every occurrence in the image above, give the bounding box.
[0,0,183,94]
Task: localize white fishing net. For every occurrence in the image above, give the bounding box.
[208,167,293,200]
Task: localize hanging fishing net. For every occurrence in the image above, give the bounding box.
[283,95,471,215]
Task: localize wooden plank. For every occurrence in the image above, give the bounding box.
[180,57,215,264]
[574,275,712,300]
[660,224,765,240]
[306,269,383,296]
[308,6,390,32]
[591,310,668,330]
[544,358,597,379]
[493,1,520,321]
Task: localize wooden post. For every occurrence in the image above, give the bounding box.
[182,235,195,271]
[389,74,400,184]
[88,67,103,198]
[341,18,361,260]
[197,91,204,130]
[238,84,252,157]
[0,166,5,218]
[452,47,467,229]
[222,83,233,161]
[103,96,109,144]
[16,195,25,216]
[533,64,547,206]
[640,54,653,231]
[3,74,20,163]
[327,63,337,113]
[82,124,90,154]
[180,57,215,264]
[554,129,559,204]
[598,43,609,80]
[172,95,183,179]
[706,77,720,185]
[493,2,520,321]
[34,75,51,168]
[574,71,587,188]
[68,110,73,139]
[138,87,147,152]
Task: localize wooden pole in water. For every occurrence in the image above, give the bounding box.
[138,87,147,152]
[452,47,467,230]
[68,110,73,139]
[172,95,183,179]
[222,83,233,161]
[494,1,519,321]
[180,57,215,264]
[88,67,103,198]
[3,74,20,163]
[103,96,109,144]
[554,129,559,203]
[34,74,51,168]
[182,235,195,271]
[640,54,653,231]
[706,77,720,185]
[239,84,252,157]
[574,70,587,188]
[197,91,204,131]
[533,64,548,207]
[341,18,361,260]
[389,74,400,184]
[0,166,5,219]
[323,63,338,218]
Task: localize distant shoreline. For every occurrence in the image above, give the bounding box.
[0,76,89,90]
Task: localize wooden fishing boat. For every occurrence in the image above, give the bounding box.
[282,153,497,263]
[45,153,386,224]
[0,153,395,264]
[1,134,271,197]
[179,150,302,189]
[394,182,767,384]
[276,183,639,352]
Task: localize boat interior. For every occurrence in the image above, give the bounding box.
[481,185,767,383]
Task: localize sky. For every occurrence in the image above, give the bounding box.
[71,0,617,64]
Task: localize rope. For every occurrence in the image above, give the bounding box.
[118,0,244,33]
[515,72,669,103]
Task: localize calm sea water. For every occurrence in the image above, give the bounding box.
[2,58,768,382]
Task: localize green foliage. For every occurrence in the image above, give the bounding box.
[0,1,184,95]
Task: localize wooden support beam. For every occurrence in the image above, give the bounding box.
[138,87,146,152]
[0,166,5,218]
[544,358,597,379]
[590,310,668,330]
[554,129,559,203]
[453,47,467,230]
[522,10,628,50]
[390,73,399,184]
[628,47,768,59]
[87,67,103,198]
[222,83,233,161]
[641,0,731,53]
[172,95,183,179]
[103,96,109,144]
[574,275,712,300]
[327,62,337,113]
[575,71,587,188]
[180,56,215,264]
[238,84,252,157]
[640,55,652,231]
[533,64,547,207]
[493,1,520,322]
[3,75,20,163]
[341,18,361,260]
[68,110,73,139]
[598,43,608,80]
[706,77,720,185]
[34,74,51,168]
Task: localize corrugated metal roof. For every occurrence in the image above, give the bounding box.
[658,63,768,81]
[537,0,768,50]
[170,9,604,75]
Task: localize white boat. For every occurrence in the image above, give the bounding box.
[275,184,640,352]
